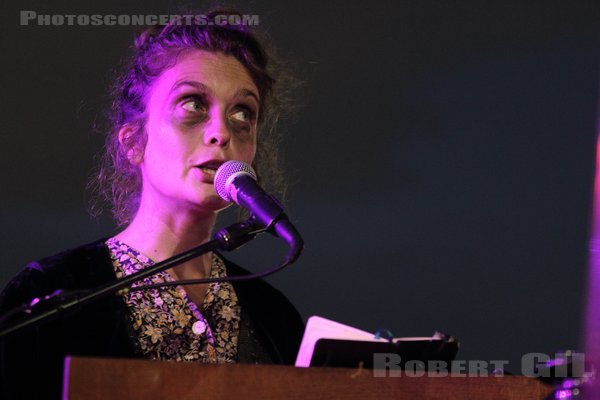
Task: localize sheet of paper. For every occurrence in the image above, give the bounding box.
[295,316,384,367]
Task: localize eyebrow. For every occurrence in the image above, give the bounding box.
[235,88,261,105]
[171,80,211,94]
[170,80,260,104]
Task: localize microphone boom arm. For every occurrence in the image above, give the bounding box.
[0,220,275,338]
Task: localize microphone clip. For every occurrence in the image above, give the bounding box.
[213,219,267,251]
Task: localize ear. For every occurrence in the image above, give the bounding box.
[118,125,144,165]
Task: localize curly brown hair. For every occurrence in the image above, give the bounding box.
[88,8,291,227]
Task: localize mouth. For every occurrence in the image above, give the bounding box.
[194,160,225,181]
[197,166,217,176]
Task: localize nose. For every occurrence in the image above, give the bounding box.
[204,110,231,147]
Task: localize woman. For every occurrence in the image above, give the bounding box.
[0,10,304,399]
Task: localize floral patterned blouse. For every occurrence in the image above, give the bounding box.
[106,237,241,363]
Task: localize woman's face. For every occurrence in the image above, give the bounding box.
[137,50,259,214]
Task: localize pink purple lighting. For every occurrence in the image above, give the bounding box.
[62,356,71,400]
[584,137,600,398]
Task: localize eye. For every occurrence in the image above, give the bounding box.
[231,109,251,122]
[181,98,205,113]
[230,105,258,125]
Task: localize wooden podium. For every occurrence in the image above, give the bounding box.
[63,356,554,399]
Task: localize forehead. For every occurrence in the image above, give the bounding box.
[149,49,259,101]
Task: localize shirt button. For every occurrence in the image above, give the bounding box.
[192,320,207,335]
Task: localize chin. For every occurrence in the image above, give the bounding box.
[192,193,232,213]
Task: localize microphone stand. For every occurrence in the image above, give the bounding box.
[0,220,267,338]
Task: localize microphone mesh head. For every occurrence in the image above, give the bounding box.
[214,160,257,202]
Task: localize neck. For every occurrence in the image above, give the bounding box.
[115,195,217,264]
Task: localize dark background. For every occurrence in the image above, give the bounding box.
[1,0,599,372]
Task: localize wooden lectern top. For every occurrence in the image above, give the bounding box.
[64,356,554,400]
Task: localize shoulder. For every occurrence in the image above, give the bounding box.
[0,238,114,311]
[221,255,300,316]
[219,254,305,364]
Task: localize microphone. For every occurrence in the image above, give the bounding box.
[214,161,303,252]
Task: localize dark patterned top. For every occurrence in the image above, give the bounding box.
[106,237,241,363]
